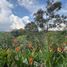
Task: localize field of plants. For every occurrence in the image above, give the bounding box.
[0,0,67,67]
[0,31,67,67]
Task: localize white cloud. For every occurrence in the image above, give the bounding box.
[17,0,45,13]
[0,0,13,9]
[0,0,13,31]
[22,16,31,24]
[0,0,31,31]
[10,14,31,31]
[18,0,34,6]
[18,0,36,12]
[0,14,31,31]
[0,0,13,23]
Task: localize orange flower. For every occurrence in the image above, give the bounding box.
[29,56,33,65]
[15,47,20,52]
[65,42,67,45]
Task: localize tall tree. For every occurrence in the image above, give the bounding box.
[25,0,67,32]
[34,9,48,31]
[33,0,62,31]
[46,0,67,31]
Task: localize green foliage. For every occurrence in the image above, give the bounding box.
[0,33,13,49]
[25,22,38,32]
[0,48,15,67]
[11,29,25,37]
[0,0,67,67]
[0,31,67,67]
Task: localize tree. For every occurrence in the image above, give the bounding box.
[25,22,38,32]
[47,0,66,31]
[11,28,25,37]
[34,9,46,31]
[47,0,61,15]
[34,9,44,22]
[46,0,67,31]
[33,0,62,31]
[25,0,66,32]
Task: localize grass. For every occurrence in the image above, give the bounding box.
[0,31,67,67]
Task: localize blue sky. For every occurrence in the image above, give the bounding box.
[0,0,67,31]
[8,0,46,18]
[8,0,67,17]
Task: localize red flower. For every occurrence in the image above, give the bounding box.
[15,47,20,52]
[29,56,33,65]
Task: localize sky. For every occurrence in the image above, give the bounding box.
[0,0,67,31]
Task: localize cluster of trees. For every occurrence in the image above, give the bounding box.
[11,0,67,36]
[25,0,67,32]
